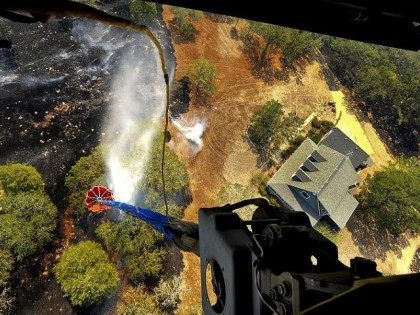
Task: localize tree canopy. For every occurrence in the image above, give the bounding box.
[248,99,302,155]
[279,29,321,65]
[249,99,285,153]
[0,192,57,261]
[138,134,190,212]
[185,58,217,97]
[129,0,158,23]
[358,157,420,235]
[96,216,164,283]
[0,163,44,196]
[54,241,119,307]
[65,147,105,217]
[248,22,286,62]
[323,38,420,152]
[171,7,203,40]
[247,22,321,65]
[0,162,56,294]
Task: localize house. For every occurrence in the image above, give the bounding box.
[267,127,371,230]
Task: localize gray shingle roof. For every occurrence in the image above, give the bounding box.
[319,127,371,169]
[267,128,370,229]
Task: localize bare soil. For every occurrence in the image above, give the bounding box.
[163,9,335,314]
[164,8,417,315]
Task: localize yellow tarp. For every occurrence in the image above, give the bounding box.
[332,91,374,155]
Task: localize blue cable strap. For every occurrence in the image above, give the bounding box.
[103,200,174,239]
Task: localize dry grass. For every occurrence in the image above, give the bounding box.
[163,7,344,313]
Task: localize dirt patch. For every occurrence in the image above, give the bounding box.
[337,228,420,276]
[337,228,363,266]
[361,122,393,165]
[267,62,332,118]
[223,139,257,185]
[162,8,343,314]
[375,235,420,275]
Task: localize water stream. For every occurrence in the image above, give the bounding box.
[0,5,176,313]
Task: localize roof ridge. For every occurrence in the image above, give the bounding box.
[316,155,348,197]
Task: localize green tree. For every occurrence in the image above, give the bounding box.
[0,164,43,196]
[272,112,303,146]
[117,285,160,315]
[248,22,286,62]
[248,22,320,64]
[0,250,12,287]
[96,217,164,282]
[307,120,335,143]
[156,202,184,219]
[0,192,57,261]
[358,157,420,235]
[186,58,217,96]
[248,99,284,153]
[65,147,105,217]
[248,99,302,155]
[139,134,190,210]
[130,0,157,23]
[125,249,164,283]
[279,29,321,65]
[54,241,119,307]
[324,38,420,151]
[171,7,203,40]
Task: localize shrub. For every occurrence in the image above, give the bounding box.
[154,276,181,312]
[0,163,43,196]
[185,58,217,97]
[117,285,160,315]
[96,217,164,282]
[54,241,119,307]
[171,7,203,40]
[65,147,105,217]
[315,224,342,244]
[0,192,57,261]
[129,0,157,23]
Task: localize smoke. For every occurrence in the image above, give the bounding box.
[103,41,166,204]
[172,117,207,155]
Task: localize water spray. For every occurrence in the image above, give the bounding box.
[172,117,207,155]
[0,0,173,216]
